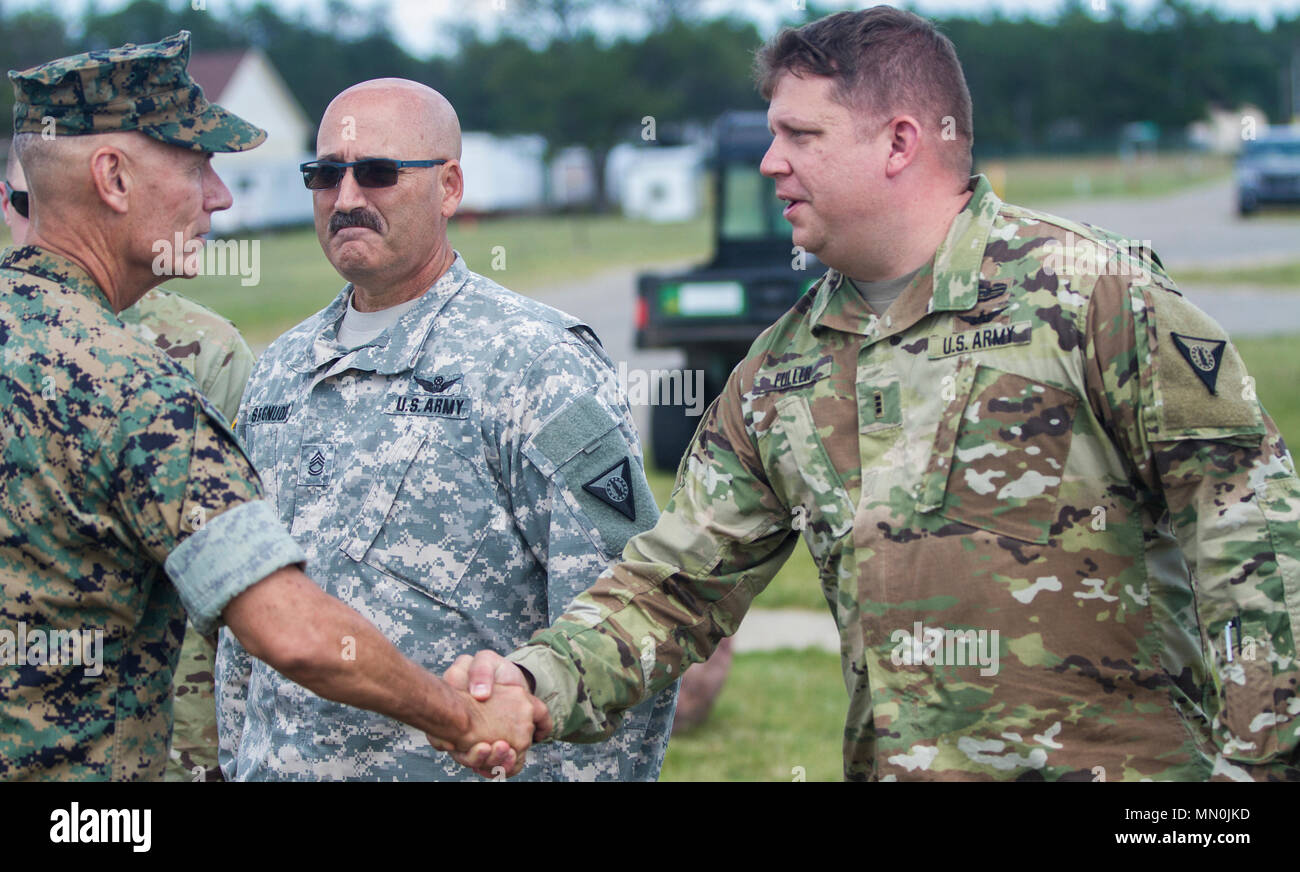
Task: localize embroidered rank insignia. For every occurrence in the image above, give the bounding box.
[583,457,636,521]
[299,443,334,486]
[415,373,463,394]
[1170,332,1226,395]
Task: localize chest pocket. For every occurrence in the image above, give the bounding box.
[339,414,492,605]
[919,359,1078,544]
[757,392,855,564]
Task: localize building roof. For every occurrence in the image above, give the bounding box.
[188,50,246,101]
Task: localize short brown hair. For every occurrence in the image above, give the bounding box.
[756,6,973,178]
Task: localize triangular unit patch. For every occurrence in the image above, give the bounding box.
[583,457,636,521]
[1170,332,1226,395]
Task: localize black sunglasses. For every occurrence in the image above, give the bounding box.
[3,180,28,219]
[299,158,447,190]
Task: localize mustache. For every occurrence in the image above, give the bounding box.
[329,209,382,235]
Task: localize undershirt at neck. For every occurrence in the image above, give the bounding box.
[847,264,923,316]
[336,294,423,349]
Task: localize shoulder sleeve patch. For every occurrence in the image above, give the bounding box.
[1142,286,1264,439]
[525,391,655,556]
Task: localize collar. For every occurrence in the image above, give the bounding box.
[809,174,1001,337]
[0,244,115,313]
[288,252,472,375]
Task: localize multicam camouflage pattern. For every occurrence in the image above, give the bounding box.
[511,174,1300,781]
[0,245,300,781]
[217,253,678,781]
[9,31,265,153]
[120,288,255,782]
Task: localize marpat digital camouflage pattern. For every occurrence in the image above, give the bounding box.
[217,254,677,781]
[510,174,1300,781]
[0,247,303,780]
[9,31,265,153]
[120,288,255,783]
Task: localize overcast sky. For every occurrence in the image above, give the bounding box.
[9,0,1300,58]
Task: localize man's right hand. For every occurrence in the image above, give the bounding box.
[442,650,552,775]
[426,683,547,778]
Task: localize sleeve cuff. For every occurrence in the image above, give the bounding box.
[507,645,580,740]
[164,500,306,636]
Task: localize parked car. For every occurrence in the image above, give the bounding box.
[1237,131,1300,215]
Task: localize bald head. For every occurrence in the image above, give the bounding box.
[310,79,465,309]
[320,79,461,161]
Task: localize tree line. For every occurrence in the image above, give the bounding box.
[2,0,1296,164]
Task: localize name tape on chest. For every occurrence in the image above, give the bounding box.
[247,403,291,425]
[928,321,1032,359]
[751,356,833,395]
[385,394,471,419]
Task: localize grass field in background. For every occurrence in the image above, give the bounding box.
[1174,260,1300,288]
[659,647,846,782]
[148,214,711,346]
[986,151,1233,205]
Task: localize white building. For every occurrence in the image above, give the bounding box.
[606,143,704,223]
[459,133,547,214]
[548,145,596,208]
[1187,104,1271,155]
[189,48,315,233]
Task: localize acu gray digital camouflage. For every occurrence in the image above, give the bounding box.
[217,254,677,781]
[511,174,1300,781]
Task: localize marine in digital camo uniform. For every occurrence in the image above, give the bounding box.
[2,34,542,782]
[216,79,676,781]
[499,13,1300,782]
[121,291,255,783]
[3,150,252,782]
[0,34,282,781]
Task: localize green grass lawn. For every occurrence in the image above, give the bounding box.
[659,648,846,782]
[1174,260,1300,289]
[153,214,709,346]
[984,152,1232,206]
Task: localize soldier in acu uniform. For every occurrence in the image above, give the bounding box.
[0,32,545,781]
[216,78,677,782]
[5,151,251,783]
[451,7,1300,781]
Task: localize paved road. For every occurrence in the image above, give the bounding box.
[1034,178,1299,271]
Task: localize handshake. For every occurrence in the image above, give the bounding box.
[426,650,550,778]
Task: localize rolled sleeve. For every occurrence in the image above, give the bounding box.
[164,499,306,636]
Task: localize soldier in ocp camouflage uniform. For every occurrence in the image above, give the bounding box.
[1,32,543,782]
[454,8,1300,781]
[3,150,253,782]
[216,78,677,781]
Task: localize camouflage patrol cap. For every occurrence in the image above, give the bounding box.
[8,31,265,153]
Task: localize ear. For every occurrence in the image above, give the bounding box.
[438,160,464,219]
[883,115,923,179]
[88,146,131,214]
